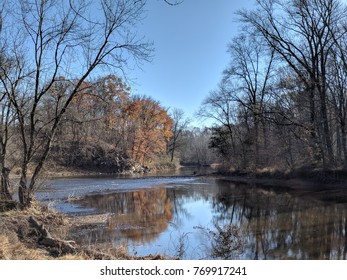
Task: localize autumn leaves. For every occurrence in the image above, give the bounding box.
[68,75,173,167]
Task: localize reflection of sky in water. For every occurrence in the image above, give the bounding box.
[131,198,214,259]
[35,173,347,260]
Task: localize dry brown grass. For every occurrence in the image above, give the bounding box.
[0,233,95,260]
[0,200,70,260]
[0,234,50,260]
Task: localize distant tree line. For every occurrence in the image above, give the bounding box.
[199,0,347,171]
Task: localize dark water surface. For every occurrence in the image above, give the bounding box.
[36,168,347,259]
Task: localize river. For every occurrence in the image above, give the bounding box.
[35,167,347,260]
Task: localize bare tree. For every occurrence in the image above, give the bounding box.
[167,108,190,162]
[0,0,152,207]
[198,33,275,169]
[0,90,13,201]
[0,39,26,202]
[223,34,275,166]
[197,81,238,158]
[328,46,347,167]
[238,0,347,167]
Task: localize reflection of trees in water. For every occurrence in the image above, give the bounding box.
[75,188,172,243]
[195,223,243,260]
[213,180,347,259]
[72,178,347,259]
[168,189,192,229]
[73,183,218,252]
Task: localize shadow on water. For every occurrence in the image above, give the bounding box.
[37,171,347,259]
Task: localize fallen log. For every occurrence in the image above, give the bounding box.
[28,216,76,255]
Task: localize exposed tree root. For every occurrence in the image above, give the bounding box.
[28,216,76,256]
[0,200,18,212]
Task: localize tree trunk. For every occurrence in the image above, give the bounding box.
[341,121,347,168]
[254,117,260,167]
[336,124,342,166]
[170,141,176,162]
[319,90,334,167]
[0,167,12,201]
[308,88,322,165]
[18,164,33,208]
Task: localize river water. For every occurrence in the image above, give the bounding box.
[36,168,347,260]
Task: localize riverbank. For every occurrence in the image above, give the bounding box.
[9,159,182,180]
[0,201,167,260]
[217,168,347,191]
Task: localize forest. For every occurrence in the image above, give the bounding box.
[1,0,347,210]
[199,0,347,172]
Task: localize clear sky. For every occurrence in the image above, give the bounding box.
[130,0,255,127]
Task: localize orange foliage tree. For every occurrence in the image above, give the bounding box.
[122,96,173,164]
[54,76,173,169]
[64,75,131,142]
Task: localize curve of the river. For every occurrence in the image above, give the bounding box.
[35,168,347,260]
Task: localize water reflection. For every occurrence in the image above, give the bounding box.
[69,178,347,259]
[212,180,347,260]
[77,188,172,243]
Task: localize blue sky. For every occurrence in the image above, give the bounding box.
[130,0,254,126]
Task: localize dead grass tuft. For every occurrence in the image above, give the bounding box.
[0,234,50,260]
